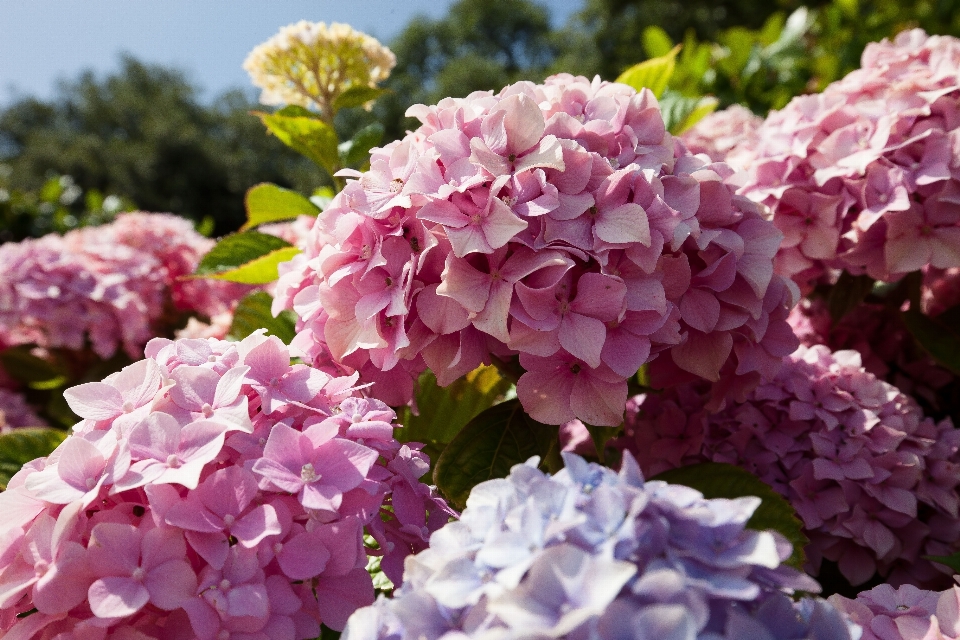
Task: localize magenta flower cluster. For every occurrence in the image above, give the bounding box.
[0,331,453,638]
[738,29,960,289]
[342,453,859,640]
[0,213,250,359]
[274,74,798,425]
[679,104,762,167]
[830,581,960,640]
[788,299,956,416]
[618,344,960,588]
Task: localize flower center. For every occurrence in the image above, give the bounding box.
[201,403,215,418]
[166,454,182,469]
[301,463,319,483]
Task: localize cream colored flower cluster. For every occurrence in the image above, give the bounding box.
[244,20,395,118]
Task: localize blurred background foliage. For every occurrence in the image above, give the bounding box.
[3,0,960,239]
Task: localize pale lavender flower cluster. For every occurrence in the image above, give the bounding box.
[739,29,960,289]
[679,104,763,168]
[274,74,798,425]
[342,453,859,640]
[0,331,453,638]
[0,213,250,359]
[619,344,960,588]
[830,581,960,640]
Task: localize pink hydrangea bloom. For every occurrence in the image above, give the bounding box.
[739,29,960,289]
[830,581,960,640]
[678,104,763,167]
[0,331,453,637]
[923,266,960,317]
[788,298,958,422]
[0,212,251,359]
[274,75,797,425]
[617,344,960,589]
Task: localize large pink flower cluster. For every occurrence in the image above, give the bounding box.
[274,75,798,425]
[617,344,960,588]
[788,299,958,420]
[739,29,960,289]
[0,213,250,359]
[679,104,762,167]
[830,581,960,640]
[0,331,452,638]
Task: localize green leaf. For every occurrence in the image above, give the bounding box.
[0,428,68,489]
[902,305,960,375]
[256,111,340,176]
[241,183,319,230]
[338,123,385,170]
[195,215,216,237]
[227,291,298,344]
[194,231,293,279]
[615,45,681,98]
[399,365,513,447]
[651,462,808,568]
[659,91,718,134]
[433,399,560,509]
[670,96,719,134]
[828,272,875,322]
[642,26,674,58]
[926,552,960,573]
[332,85,389,112]
[0,347,68,389]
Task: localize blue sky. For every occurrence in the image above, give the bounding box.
[0,0,583,105]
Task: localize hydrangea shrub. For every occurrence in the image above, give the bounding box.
[274,74,799,424]
[342,453,860,640]
[618,344,960,588]
[0,331,452,637]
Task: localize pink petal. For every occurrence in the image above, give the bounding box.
[233,504,282,548]
[516,366,576,425]
[671,331,733,382]
[88,576,149,618]
[129,412,181,461]
[679,289,721,333]
[278,531,331,580]
[169,367,219,411]
[570,374,627,427]
[63,382,123,420]
[595,203,650,245]
[144,559,197,610]
[559,313,606,369]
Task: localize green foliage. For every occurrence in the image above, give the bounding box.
[257,109,341,179]
[0,167,134,243]
[228,292,298,344]
[0,428,68,490]
[652,462,808,568]
[902,305,960,376]
[434,398,561,509]
[241,183,319,231]
[0,57,323,237]
[193,231,296,284]
[0,346,70,390]
[338,123,385,171]
[827,272,876,322]
[397,366,514,464]
[372,0,559,141]
[615,45,680,98]
[332,86,390,112]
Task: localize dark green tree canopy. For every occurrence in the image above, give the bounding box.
[0,57,321,235]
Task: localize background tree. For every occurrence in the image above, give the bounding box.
[0,57,322,236]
